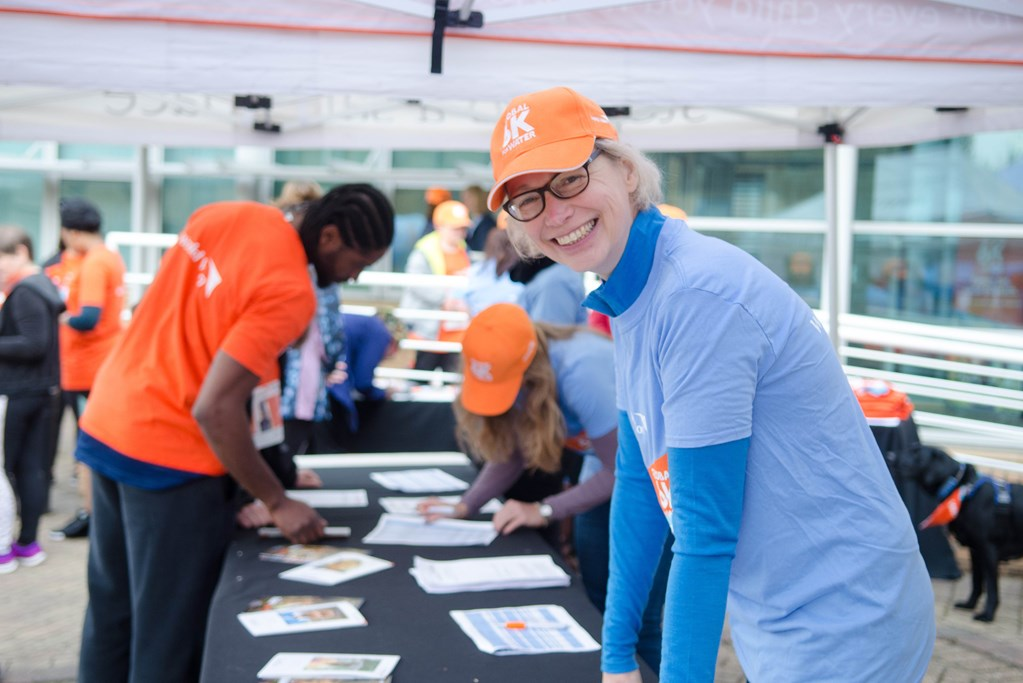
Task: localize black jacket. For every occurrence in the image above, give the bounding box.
[0,272,65,396]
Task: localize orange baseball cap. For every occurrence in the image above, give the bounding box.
[459,303,538,416]
[657,203,688,220]
[487,87,618,212]
[433,200,473,229]
[425,186,452,206]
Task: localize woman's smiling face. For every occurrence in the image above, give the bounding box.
[504,153,638,279]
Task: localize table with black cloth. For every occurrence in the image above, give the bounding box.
[200,452,657,682]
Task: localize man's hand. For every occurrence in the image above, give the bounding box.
[603,671,642,683]
[325,361,348,386]
[492,499,546,535]
[295,468,323,489]
[267,497,326,544]
[235,500,272,528]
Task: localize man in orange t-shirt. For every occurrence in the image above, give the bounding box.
[47,197,126,541]
[75,185,394,683]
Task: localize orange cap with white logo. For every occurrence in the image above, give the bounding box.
[459,303,538,416]
[487,87,619,212]
[433,200,473,229]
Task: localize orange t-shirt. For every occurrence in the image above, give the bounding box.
[80,202,316,476]
[60,245,126,391]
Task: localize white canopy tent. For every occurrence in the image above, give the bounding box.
[1,0,1022,344]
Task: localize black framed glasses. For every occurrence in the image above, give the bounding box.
[503,149,602,222]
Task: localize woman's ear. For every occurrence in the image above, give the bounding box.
[620,156,640,195]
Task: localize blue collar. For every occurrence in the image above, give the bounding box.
[583,207,665,317]
[937,463,966,500]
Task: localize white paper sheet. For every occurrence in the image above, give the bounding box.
[449,604,600,656]
[377,495,501,515]
[410,555,571,594]
[369,468,469,493]
[279,551,394,586]
[286,489,369,508]
[257,652,399,680]
[237,599,367,637]
[362,514,497,547]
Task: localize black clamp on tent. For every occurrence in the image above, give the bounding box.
[818,122,845,144]
[431,1,484,74]
[234,94,280,133]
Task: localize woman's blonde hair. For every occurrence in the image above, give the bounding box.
[505,138,662,260]
[454,322,580,473]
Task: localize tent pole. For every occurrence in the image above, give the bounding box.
[822,142,858,353]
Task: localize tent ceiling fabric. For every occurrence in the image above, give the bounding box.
[0,0,1021,150]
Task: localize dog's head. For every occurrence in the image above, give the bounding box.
[915,446,967,498]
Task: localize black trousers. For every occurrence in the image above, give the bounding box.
[79,471,235,683]
[1,389,59,545]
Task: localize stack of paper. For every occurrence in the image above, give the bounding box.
[410,555,571,594]
[279,551,394,586]
[238,598,366,637]
[286,489,369,508]
[258,652,399,681]
[362,514,497,547]
[259,544,347,565]
[450,604,600,656]
[369,468,469,493]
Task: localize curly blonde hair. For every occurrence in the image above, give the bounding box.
[454,322,579,473]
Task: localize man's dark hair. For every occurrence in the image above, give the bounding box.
[298,183,394,258]
[59,197,102,233]
[0,225,34,260]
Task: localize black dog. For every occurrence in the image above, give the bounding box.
[914,446,1023,622]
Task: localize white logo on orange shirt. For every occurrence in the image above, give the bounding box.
[470,358,493,382]
[179,233,222,298]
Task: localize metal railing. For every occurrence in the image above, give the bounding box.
[104,231,1023,455]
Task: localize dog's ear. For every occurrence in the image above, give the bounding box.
[918,446,958,492]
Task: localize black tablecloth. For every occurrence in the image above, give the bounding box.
[200,458,657,682]
[317,399,462,453]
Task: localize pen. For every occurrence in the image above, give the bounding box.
[504,621,569,630]
[425,504,458,515]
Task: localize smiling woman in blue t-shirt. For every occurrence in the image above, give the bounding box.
[485,87,936,683]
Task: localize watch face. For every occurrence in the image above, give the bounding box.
[539,504,553,520]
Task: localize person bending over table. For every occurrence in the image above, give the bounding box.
[73,185,395,683]
[485,86,935,682]
[417,302,669,672]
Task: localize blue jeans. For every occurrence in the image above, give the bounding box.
[574,500,671,672]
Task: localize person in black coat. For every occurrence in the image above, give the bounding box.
[0,225,64,572]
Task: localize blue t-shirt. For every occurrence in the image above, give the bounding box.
[585,208,934,681]
[548,331,617,443]
[522,263,586,326]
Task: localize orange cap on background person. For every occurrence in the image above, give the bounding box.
[459,303,538,416]
[432,200,473,230]
[657,203,688,220]
[487,87,619,212]
[425,186,452,206]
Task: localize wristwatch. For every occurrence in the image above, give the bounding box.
[537,503,554,526]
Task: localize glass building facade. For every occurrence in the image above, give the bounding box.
[1,131,1020,430]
